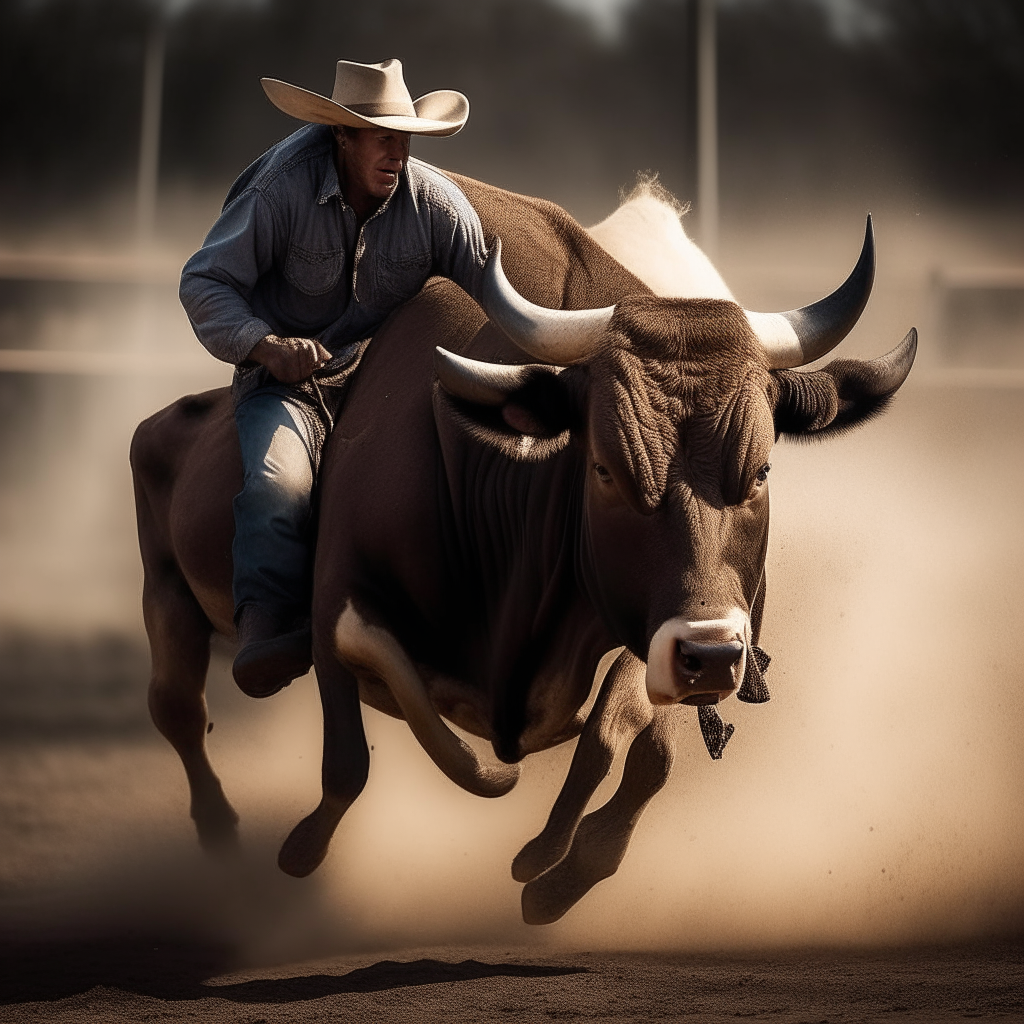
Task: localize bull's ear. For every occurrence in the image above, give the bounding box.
[433,347,584,460]
[772,328,917,440]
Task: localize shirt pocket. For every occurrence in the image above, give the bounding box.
[284,245,346,297]
[371,250,433,306]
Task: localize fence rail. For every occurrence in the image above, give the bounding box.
[0,349,222,376]
[0,250,181,286]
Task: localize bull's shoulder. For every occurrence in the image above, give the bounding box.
[130,387,232,488]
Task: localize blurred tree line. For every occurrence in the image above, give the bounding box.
[0,0,1021,230]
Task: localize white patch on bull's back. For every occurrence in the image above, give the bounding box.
[587,194,735,301]
[334,603,519,798]
[645,609,750,705]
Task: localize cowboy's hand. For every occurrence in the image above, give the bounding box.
[249,335,332,384]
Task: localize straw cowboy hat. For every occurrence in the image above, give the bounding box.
[261,58,468,137]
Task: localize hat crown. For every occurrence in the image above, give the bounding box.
[331,59,416,118]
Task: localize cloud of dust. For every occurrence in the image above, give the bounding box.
[13,388,1017,963]
[0,238,231,633]
[283,385,1024,953]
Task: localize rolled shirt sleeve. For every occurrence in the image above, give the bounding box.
[179,188,278,366]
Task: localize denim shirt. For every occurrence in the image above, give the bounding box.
[179,124,489,394]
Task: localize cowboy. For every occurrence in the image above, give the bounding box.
[179,59,489,698]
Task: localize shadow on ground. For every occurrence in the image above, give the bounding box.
[0,937,587,1006]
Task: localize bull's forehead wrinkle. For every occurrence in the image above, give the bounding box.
[611,294,762,362]
[678,380,774,506]
[602,374,678,511]
[589,336,770,512]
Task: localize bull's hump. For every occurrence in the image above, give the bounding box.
[436,167,644,309]
[587,195,736,303]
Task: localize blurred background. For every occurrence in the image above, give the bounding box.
[0,0,1022,962]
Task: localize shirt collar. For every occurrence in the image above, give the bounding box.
[317,157,343,206]
[363,173,402,224]
[317,152,407,217]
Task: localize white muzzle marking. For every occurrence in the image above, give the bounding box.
[645,609,750,705]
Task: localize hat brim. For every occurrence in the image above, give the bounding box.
[261,79,468,137]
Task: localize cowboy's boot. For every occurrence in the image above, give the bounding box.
[233,605,313,698]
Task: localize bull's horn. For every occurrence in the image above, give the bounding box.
[434,346,541,405]
[745,215,875,369]
[482,239,615,365]
[851,326,918,395]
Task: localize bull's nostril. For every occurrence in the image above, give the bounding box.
[676,642,703,675]
[674,638,743,688]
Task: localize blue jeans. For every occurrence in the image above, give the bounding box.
[232,391,322,620]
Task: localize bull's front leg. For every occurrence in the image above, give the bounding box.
[277,655,369,877]
[512,648,651,884]
[521,705,680,925]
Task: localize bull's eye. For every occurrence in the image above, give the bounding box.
[755,463,771,486]
[594,462,612,482]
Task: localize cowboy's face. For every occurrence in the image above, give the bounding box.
[336,127,411,202]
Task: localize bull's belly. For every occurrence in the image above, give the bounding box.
[353,670,488,738]
[352,663,588,756]
[332,602,603,771]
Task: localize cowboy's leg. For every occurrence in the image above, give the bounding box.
[232,390,320,695]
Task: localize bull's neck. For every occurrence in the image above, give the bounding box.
[443,442,586,610]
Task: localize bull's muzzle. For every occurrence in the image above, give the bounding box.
[673,638,745,705]
[646,612,749,706]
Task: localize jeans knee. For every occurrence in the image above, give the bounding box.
[240,461,312,507]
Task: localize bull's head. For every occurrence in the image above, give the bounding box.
[435,223,916,708]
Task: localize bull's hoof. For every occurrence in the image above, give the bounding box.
[520,856,616,925]
[512,830,572,884]
[521,875,577,925]
[277,801,343,877]
[191,792,241,855]
[519,815,627,925]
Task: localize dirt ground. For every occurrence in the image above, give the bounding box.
[2,936,1022,1022]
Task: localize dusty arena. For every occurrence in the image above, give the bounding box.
[1,201,1023,1020]
[2,0,1024,1018]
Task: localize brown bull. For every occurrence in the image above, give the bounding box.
[131,173,916,924]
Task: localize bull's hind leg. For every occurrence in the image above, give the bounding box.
[144,566,239,850]
[277,657,369,878]
[521,706,680,925]
[512,648,650,883]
